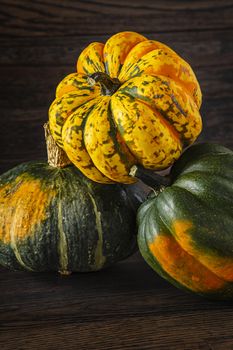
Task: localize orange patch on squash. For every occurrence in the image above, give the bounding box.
[56,84,78,99]
[172,220,233,282]
[0,176,55,244]
[173,220,193,237]
[149,233,226,293]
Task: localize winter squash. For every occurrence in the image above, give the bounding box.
[0,125,144,274]
[134,143,233,299]
[49,31,202,184]
[132,143,233,299]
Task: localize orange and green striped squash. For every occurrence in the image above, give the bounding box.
[136,143,233,299]
[49,31,202,184]
[0,161,141,273]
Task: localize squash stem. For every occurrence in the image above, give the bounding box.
[88,72,121,96]
[129,165,171,191]
[44,123,71,168]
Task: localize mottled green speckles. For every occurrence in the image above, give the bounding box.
[62,98,112,183]
[86,56,95,66]
[103,32,146,78]
[49,76,102,148]
[111,90,182,169]
[77,42,105,75]
[83,97,136,183]
[116,75,202,145]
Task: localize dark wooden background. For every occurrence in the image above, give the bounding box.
[0,1,233,349]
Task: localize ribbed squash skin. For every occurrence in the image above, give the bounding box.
[137,143,233,299]
[0,162,138,273]
[49,31,202,184]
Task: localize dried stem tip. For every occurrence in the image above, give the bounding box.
[44,123,71,168]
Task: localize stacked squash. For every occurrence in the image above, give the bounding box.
[1,31,232,299]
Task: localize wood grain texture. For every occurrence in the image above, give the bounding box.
[0,0,233,37]
[0,1,233,349]
[1,253,233,350]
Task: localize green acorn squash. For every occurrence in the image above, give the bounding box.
[133,143,233,299]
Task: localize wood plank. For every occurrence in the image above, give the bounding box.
[0,255,233,349]
[1,314,233,350]
[0,29,232,68]
[0,0,232,37]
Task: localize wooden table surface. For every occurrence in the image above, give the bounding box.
[0,1,233,349]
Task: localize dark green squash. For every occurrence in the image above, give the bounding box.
[133,143,233,299]
[0,125,145,274]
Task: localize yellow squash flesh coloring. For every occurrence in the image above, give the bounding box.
[49,31,202,184]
